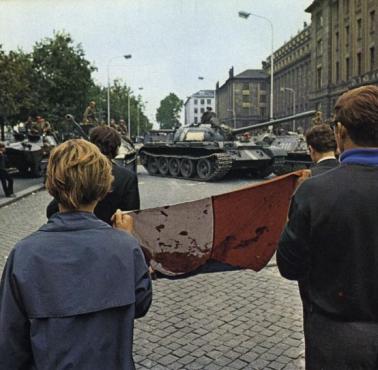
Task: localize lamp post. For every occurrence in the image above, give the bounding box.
[239,11,274,120]
[107,54,132,126]
[136,87,144,137]
[280,87,296,131]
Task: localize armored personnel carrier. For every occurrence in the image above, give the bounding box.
[139,111,315,181]
[6,131,57,177]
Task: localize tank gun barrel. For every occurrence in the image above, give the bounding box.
[232,110,316,134]
[65,114,89,139]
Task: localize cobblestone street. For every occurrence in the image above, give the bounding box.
[0,190,305,369]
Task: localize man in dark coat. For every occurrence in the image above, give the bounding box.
[305,123,339,176]
[277,85,378,369]
[201,106,216,124]
[46,126,140,224]
[0,139,152,369]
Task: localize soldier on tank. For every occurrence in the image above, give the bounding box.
[201,107,216,124]
[83,101,97,125]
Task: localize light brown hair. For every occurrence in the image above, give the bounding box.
[305,124,337,153]
[46,139,113,210]
[334,85,378,147]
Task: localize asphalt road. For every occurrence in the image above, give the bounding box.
[0,171,43,197]
[0,167,305,369]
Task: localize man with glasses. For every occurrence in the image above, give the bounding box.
[277,85,378,369]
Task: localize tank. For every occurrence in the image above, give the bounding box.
[270,133,312,175]
[5,131,57,177]
[61,115,138,174]
[139,111,315,181]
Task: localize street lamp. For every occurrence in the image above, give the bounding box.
[107,54,132,126]
[239,10,274,120]
[136,87,144,137]
[280,87,296,131]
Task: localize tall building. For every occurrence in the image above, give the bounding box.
[184,90,215,125]
[216,67,268,128]
[305,0,378,117]
[263,23,312,130]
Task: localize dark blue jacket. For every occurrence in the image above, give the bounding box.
[0,212,152,370]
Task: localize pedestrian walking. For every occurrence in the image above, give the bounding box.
[0,139,152,369]
[277,85,378,369]
[46,126,140,223]
[0,142,15,197]
[305,123,339,176]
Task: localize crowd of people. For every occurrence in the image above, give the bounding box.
[1,85,378,368]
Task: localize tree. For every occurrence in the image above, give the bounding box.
[156,93,183,129]
[31,31,96,122]
[0,47,37,122]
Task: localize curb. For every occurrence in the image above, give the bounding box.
[0,183,45,209]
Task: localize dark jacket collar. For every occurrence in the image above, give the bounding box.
[40,211,111,232]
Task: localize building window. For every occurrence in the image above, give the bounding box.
[200,108,205,113]
[344,0,349,14]
[260,94,266,103]
[336,61,340,82]
[317,67,322,89]
[357,52,362,75]
[346,57,350,79]
[345,25,350,47]
[207,99,211,104]
[357,19,362,40]
[242,83,249,90]
[194,108,198,114]
[370,47,375,71]
[200,99,204,105]
[316,11,323,29]
[370,11,375,33]
[194,99,198,105]
[317,39,323,55]
[194,117,198,124]
[260,107,266,117]
[355,0,361,9]
[335,31,340,51]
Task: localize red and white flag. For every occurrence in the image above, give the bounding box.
[130,172,302,276]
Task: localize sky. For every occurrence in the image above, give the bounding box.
[0,0,312,126]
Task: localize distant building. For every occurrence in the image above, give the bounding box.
[184,90,215,125]
[305,0,378,117]
[216,67,269,128]
[263,23,312,130]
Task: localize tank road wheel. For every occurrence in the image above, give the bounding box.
[139,152,148,166]
[158,157,169,175]
[196,158,214,180]
[180,158,195,178]
[168,158,180,177]
[147,157,159,175]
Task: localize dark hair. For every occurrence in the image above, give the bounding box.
[89,126,121,159]
[305,124,337,153]
[334,85,378,147]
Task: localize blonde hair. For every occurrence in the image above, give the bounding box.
[46,139,113,210]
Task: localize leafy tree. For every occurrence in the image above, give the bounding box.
[91,79,152,136]
[0,47,37,123]
[31,31,96,122]
[156,93,183,129]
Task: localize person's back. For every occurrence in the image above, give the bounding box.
[287,164,378,321]
[0,139,152,369]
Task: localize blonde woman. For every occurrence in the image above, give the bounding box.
[0,139,152,370]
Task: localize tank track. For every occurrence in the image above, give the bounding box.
[140,150,233,181]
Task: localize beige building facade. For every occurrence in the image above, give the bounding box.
[306,0,378,117]
[216,67,268,129]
